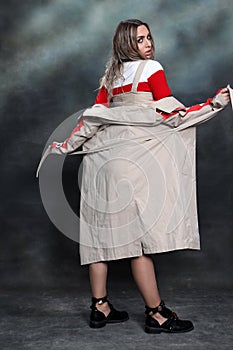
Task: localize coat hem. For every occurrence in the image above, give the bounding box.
[80,244,200,265]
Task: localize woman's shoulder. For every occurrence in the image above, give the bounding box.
[137,59,165,82]
[144,59,164,73]
[124,59,164,76]
[124,59,163,69]
[115,60,165,86]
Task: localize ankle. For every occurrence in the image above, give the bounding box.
[96,301,110,312]
[145,300,173,325]
[91,295,111,317]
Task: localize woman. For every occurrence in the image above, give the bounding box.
[37,19,230,334]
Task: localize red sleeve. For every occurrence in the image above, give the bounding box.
[147,70,172,100]
[94,86,109,106]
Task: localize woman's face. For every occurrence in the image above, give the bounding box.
[136,25,152,59]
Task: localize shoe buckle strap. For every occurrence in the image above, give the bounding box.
[90,295,109,310]
[145,300,165,316]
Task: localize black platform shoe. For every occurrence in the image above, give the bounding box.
[145,300,194,334]
[89,295,129,328]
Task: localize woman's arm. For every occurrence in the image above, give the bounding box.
[147,69,172,100]
[94,86,109,106]
[160,87,230,130]
[36,114,102,177]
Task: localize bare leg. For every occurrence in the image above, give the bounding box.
[89,262,111,316]
[131,255,167,325]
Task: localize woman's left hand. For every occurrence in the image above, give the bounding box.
[220,87,230,104]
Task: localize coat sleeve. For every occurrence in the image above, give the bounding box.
[48,116,101,154]
[160,89,231,130]
[36,114,102,177]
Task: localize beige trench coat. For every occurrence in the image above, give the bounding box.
[37,62,232,265]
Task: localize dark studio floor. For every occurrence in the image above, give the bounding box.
[1,285,233,350]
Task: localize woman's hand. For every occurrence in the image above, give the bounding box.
[220,87,230,104]
[211,86,230,109]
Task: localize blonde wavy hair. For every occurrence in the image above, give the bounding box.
[99,19,155,98]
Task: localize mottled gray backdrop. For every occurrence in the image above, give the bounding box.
[0,0,232,292]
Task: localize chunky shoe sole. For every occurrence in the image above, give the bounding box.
[145,323,194,334]
[90,319,107,328]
